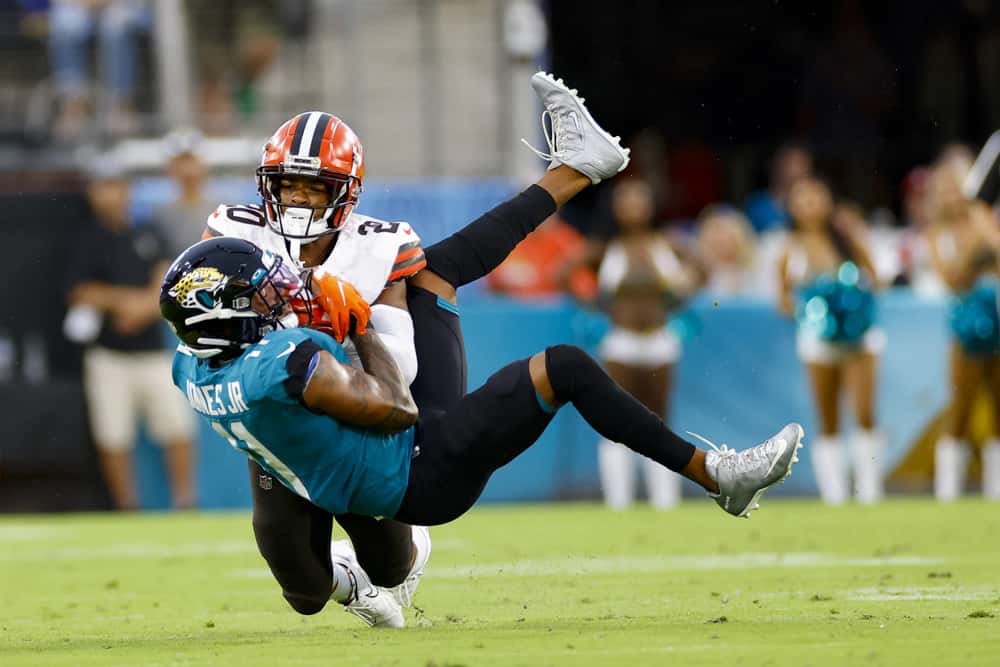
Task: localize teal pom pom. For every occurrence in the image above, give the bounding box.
[796,262,875,344]
[950,283,1000,355]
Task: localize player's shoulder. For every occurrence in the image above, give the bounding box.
[251,328,342,360]
[342,211,421,243]
[205,203,268,237]
[339,212,426,284]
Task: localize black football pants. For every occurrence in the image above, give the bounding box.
[249,284,466,614]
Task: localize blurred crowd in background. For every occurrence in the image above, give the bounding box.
[4,0,1000,512]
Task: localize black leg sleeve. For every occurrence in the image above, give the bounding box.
[423,185,557,287]
[544,344,697,472]
[249,460,334,615]
[333,514,414,588]
[407,284,467,413]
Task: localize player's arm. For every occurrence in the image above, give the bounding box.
[302,329,418,433]
[368,281,418,385]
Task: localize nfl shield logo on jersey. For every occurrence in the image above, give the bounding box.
[258,474,273,491]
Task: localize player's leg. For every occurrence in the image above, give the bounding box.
[332,513,431,608]
[634,362,682,510]
[332,515,413,586]
[405,73,629,409]
[406,282,468,412]
[248,461,403,627]
[331,520,432,608]
[413,73,629,303]
[534,345,801,518]
[395,345,801,525]
[598,361,641,509]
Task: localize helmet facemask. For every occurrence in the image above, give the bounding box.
[163,245,308,359]
[257,160,362,243]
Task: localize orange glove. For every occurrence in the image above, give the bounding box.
[301,269,371,342]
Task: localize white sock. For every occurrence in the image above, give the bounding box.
[598,438,636,509]
[982,439,1000,500]
[331,538,356,563]
[642,457,681,509]
[330,557,360,604]
[934,436,970,502]
[408,526,432,577]
[852,429,884,504]
[812,435,849,505]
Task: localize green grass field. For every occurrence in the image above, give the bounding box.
[2,499,999,666]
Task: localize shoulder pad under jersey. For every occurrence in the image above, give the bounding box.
[322,213,426,303]
[205,203,268,238]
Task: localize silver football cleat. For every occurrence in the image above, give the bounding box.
[522,71,631,184]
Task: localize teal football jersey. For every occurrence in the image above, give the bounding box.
[171,327,415,517]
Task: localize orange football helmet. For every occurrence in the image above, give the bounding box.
[256,112,365,242]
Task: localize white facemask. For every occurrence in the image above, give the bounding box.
[278,206,319,239]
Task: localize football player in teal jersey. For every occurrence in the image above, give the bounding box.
[189,71,642,627]
[162,236,804,627]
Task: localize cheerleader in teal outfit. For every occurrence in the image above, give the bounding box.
[926,159,1000,501]
[778,178,884,505]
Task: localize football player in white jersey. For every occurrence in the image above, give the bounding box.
[202,73,631,627]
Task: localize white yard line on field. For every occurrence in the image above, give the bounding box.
[224,551,943,580]
[0,524,67,541]
[423,552,944,578]
[1,537,470,562]
[846,586,1000,601]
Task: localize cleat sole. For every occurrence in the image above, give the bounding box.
[737,424,805,518]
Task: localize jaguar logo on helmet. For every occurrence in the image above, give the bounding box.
[168,266,229,312]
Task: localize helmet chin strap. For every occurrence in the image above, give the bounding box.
[278,312,300,330]
[277,205,335,267]
[287,238,303,267]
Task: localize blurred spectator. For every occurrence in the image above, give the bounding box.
[833,199,902,288]
[187,1,306,133]
[744,142,813,233]
[486,216,590,299]
[63,161,195,510]
[895,166,948,295]
[48,0,150,141]
[924,158,1000,502]
[695,204,761,297]
[558,179,701,510]
[661,139,725,222]
[149,128,216,259]
[777,175,884,506]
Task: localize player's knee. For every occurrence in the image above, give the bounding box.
[544,344,599,400]
[283,590,329,615]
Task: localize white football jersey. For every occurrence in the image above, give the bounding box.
[204,203,425,302]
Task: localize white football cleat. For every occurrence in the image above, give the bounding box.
[522,71,631,184]
[388,525,431,608]
[331,548,404,628]
[694,423,804,518]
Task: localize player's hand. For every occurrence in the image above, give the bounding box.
[308,268,371,342]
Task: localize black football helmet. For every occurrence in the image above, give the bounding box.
[160,237,306,358]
